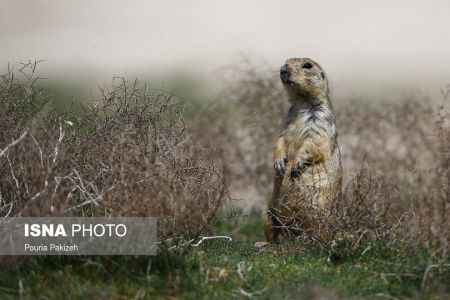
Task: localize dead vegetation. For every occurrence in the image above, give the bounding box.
[0,61,228,242]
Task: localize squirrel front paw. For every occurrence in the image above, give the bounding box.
[274,155,288,177]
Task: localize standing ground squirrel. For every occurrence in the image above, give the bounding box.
[263,58,342,243]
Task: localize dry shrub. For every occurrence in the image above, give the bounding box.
[334,167,400,243]
[0,62,228,242]
[407,93,449,287]
[337,96,436,201]
[337,90,449,284]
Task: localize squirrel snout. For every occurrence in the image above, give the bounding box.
[280,64,291,83]
[280,64,290,75]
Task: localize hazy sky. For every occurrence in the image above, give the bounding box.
[1,0,450,99]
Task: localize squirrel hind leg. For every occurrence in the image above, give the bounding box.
[263,209,281,242]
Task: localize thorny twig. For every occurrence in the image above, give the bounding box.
[0,131,27,158]
[192,236,233,247]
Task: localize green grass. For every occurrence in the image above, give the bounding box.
[0,214,448,299]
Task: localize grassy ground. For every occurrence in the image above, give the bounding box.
[0,214,448,299]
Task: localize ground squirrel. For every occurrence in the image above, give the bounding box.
[263,58,342,243]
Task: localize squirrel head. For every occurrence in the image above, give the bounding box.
[280,58,328,103]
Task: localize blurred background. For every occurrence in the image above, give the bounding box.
[1,0,450,100]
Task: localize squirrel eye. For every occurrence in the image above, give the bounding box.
[302,63,313,69]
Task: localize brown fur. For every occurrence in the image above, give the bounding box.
[265,58,342,242]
